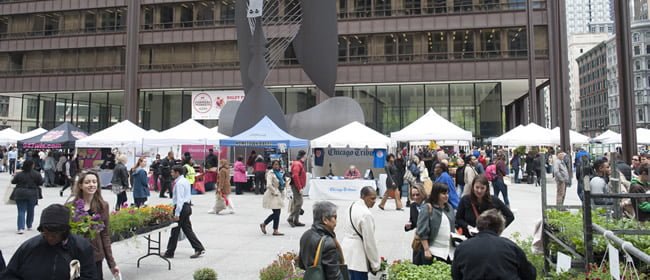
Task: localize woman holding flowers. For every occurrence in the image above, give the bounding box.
[131,157,150,207]
[74,171,119,279]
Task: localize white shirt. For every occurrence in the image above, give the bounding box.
[172,175,192,217]
[7,150,17,160]
[340,200,381,272]
[429,213,454,260]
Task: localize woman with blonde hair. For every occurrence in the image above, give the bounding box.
[210,159,234,214]
[110,154,129,210]
[131,157,150,207]
[73,171,120,279]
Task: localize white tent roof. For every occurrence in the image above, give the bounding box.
[0,128,23,144]
[19,128,47,140]
[390,108,473,142]
[492,123,554,146]
[143,119,227,147]
[592,130,621,144]
[550,127,591,145]
[311,121,391,149]
[76,120,148,148]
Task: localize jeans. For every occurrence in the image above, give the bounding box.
[9,159,15,175]
[288,186,304,224]
[349,270,368,280]
[512,166,520,183]
[44,169,56,187]
[115,191,127,210]
[263,209,281,230]
[134,197,147,207]
[492,177,510,206]
[16,199,36,230]
[457,184,464,196]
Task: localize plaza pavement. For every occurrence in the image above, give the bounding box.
[0,172,582,279]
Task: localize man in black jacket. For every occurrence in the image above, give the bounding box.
[159,151,174,198]
[452,209,536,280]
[1,204,97,280]
[298,201,347,280]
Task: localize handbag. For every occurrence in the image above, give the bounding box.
[4,185,15,205]
[411,235,421,251]
[111,184,124,195]
[303,236,327,280]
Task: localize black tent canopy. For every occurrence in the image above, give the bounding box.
[18,122,88,150]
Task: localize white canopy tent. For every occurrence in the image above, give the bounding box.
[143,119,227,147]
[311,121,391,149]
[390,108,473,143]
[592,130,621,144]
[19,128,47,140]
[492,123,554,146]
[550,127,591,145]
[76,120,148,148]
[0,128,24,145]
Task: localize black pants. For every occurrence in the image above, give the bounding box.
[263,209,281,230]
[160,177,171,197]
[167,203,204,254]
[413,249,431,265]
[254,171,266,194]
[134,197,147,207]
[115,191,127,210]
[8,159,15,175]
[60,176,73,193]
[235,182,246,195]
[152,173,160,191]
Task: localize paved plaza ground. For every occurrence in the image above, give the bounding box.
[0,173,582,279]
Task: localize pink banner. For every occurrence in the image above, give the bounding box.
[181,145,217,160]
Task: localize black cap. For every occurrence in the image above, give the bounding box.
[37,204,70,232]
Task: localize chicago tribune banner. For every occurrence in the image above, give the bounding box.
[191,90,245,120]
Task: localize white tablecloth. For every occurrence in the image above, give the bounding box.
[307,179,377,200]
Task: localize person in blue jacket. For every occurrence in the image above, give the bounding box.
[131,157,150,207]
[433,162,460,209]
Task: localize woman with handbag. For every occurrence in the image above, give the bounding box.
[111,155,129,210]
[210,159,234,214]
[404,184,427,265]
[260,160,287,236]
[72,171,120,279]
[416,183,455,264]
[379,154,403,211]
[455,175,514,239]
[10,159,43,234]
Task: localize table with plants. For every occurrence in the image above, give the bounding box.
[69,201,176,270]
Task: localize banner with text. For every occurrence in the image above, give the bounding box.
[191,90,245,120]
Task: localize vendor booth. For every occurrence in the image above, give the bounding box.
[18,122,88,150]
[220,116,309,193]
[491,123,554,146]
[0,128,24,146]
[19,128,47,141]
[309,121,390,200]
[390,108,473,144]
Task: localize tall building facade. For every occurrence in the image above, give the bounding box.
[0,0,551,138]
[577,41,608,137]
[566,0,614,35]
[568,33,609,131]
[606,21,650,132]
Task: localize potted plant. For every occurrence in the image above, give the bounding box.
[68,199,105,239]
[193,268,218,280]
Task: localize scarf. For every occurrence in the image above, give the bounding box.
[274,169,285,191]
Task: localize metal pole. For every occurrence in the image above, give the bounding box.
[592,224,650,264]
[614,0,638,161]
[556,0,571,154]
[124,0,141,122]
[583,176,594,266]
[526,0,538,124]
[539,151,550,274]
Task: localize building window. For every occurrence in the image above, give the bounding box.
[480,29,500,58]
[428,31,448,59]
[634,33,640,42]
[405,0,421,14]
[427,0,447,13]
[398,34,413,61]
[374,0,391,16]
[180,3,194,27]
[349,36,368,62]
[338,37,349,62]
[639,108,645,122]
[636,60,641,70]
[26,98,38,119]
[220,1,236,24]
[160,5,174,28]
[196,2,215,26]
[454,0,472,12]
[143,7,154,29]
[355,0,372,17]
[635,45,641,55]
[0,96,9,117]
[637,76,642,89]
[452,30,474,59]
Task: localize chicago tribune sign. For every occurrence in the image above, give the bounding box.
[191,90,245,120]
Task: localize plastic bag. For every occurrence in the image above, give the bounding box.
[112,272,123,280]
[179,230,186,241]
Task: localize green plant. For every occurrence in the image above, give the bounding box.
[514,146,526,156]
[387,260,451,280]
[68,199,105,239]
[259,252,303,280]
[511,232,545,280]
[193,268,218,280]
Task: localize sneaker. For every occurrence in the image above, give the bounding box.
[287,219,296,227]
[207,210,216,214]
[190,250,205,259]
[294,222,305,227]
[162,252,174,258]
[27,227,32,231]
[16,230,24,235]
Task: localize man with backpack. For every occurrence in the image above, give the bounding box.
[574,148,591,202]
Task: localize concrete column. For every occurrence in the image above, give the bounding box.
[526,0,538,124]
[123,0,141,122]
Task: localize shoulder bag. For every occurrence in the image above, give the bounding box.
[410,204,433,251]
[303,236,327,280]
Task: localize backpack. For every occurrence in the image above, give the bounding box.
[485,164,497,181]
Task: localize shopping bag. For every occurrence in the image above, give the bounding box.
[214,195,227,213]
[112,272,123,280]
[4,185,15,205]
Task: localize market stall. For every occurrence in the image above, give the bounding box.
[390,108,473,144]
[0,128,24,146]
[309,121,390,199]
[550,127,591,145]
[491,123,554,146]
[220,116,308,192]
[76,120,148,149]
[18,128,47,141]
[18,122,88,150]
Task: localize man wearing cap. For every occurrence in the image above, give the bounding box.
[288,150,307,227]
[1,204,97,279]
